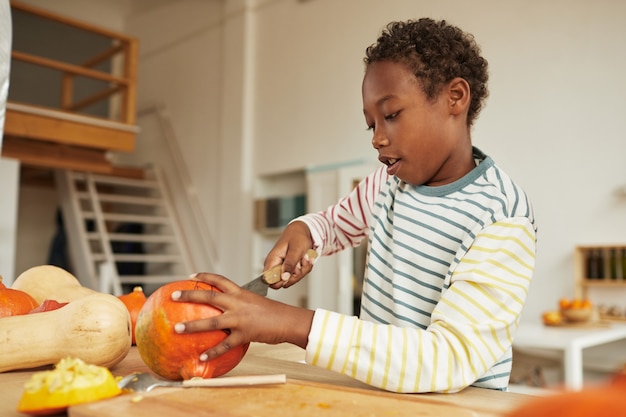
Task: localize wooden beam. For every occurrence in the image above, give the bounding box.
[19,165,145,188]
[10,0,137,42]
[2,136,145,178]
[122,39,139,125]
[11,51,128,85]
[19,166,57,188]
[4,106,136,152]
[66,85,124,113]
[2,136,114,173]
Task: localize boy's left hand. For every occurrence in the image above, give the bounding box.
[171,273,314,362]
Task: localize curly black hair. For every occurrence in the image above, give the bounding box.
[364,18,489,127]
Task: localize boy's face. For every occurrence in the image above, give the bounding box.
[362,60,471,186]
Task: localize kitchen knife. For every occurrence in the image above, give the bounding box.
[242,249,318,296]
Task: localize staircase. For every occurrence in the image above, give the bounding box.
[55,166,194,295]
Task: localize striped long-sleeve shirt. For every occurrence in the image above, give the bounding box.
[297,147,536,393]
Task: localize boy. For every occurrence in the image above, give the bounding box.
[173,18,536,393]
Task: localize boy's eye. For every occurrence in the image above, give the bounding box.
[384,111,399,121]
[365,109,400,131]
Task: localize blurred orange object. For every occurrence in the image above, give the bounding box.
[542,310,563,326]
[558,298,593,323]
[506,369,626,417]
[561,308,592,323]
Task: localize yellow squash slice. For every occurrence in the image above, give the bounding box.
[17,357,121,415]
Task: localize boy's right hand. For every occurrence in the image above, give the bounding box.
[264,221,316,289]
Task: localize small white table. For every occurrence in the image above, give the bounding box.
[513,322,626,390]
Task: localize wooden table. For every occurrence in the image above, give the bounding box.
[513,322,626,390]
[0,343,534,417]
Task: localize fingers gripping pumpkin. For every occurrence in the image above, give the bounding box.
[135,280,249,380]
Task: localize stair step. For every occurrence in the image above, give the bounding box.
[76,191,164,206]
[91,253,183,263]
[112,253,183,263]
[71,171,159,189]
[91,232,177,243]
[81,211,170,224]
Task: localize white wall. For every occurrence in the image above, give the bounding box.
[3,0,625,326]
[120,0,226,274]
[13,185,59,277]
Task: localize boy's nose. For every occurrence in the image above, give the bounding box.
[372,132,389,149]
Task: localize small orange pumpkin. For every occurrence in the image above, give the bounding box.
[117,286,147,345]
[0,275,39,317]
[135,280,249,380]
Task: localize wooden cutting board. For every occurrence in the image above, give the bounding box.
[69,379,494,417]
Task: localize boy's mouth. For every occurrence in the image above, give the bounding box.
[379,156,398,167]
[380,157,400,175]
[378,156,398,166]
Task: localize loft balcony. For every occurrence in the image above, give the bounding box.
[3,1,142,179]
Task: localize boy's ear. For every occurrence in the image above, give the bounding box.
[447,77,470,115]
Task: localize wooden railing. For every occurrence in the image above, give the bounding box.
[9,0,138,124]
[2,1,141,176]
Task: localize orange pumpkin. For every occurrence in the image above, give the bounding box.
[135,280,249,380]
[117,286,147,345]
[0,275,39,317]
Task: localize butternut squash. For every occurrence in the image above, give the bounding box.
[1,265,131,372]
[0,292,131,372]
[11,265,94,303]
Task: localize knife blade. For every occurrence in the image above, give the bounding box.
[242,249,318,296]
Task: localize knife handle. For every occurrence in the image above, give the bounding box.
[181,374,287,388]
[262,249,318,285]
